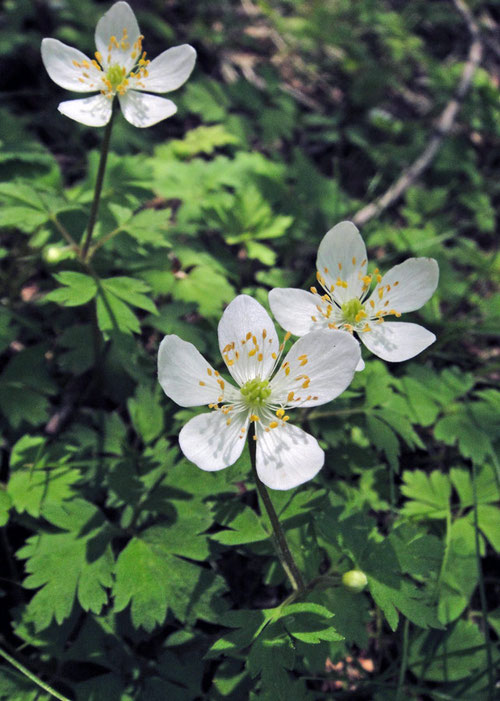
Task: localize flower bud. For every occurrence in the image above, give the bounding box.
[42,245,74,264]
[342,569,368,593]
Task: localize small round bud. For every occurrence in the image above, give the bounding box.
[342,569,368,593]
[43,246,64,263]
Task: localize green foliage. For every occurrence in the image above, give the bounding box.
[17,499,114,631]
[0,0,498,698]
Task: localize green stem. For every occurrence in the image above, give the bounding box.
[305,406,365,420]
[87,223,123,256]
[248,424,305,593]
[81,107,115,261]
[396,618,410,700]
[50,215,79,252]
[0,646,71,701]
[472,461,495,700]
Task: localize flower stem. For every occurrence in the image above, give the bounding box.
[248,424,305,593]
[81,108,115,261]
[0,645,71,701]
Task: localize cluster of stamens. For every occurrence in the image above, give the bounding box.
[71,28,150,99]
[197,327,322,441]
[308,258,401,335]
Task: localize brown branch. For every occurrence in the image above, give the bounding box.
[352,0,483,227]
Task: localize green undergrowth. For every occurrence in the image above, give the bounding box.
[0,0,499,699]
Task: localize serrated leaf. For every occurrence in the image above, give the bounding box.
[0,346,57,428]
[438,517,478,624]
[248,629,295,700]
[470,504,500,551]
[45,271,97,306]
[173,265,235,319]
[365,414,399,471]
[113,525,225,631]
[408,619,488,681]
[211,506,269,545]
[102,276,157,314]
[17,500,114,631]
[0,489,12,526]
[169,124,239,158]
[127,384,164,444]
[401,470,451,519]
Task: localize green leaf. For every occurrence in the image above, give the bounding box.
[400,470,451,519]
[365,414,399,471]
[409,619,489,681]
[7,435,81,518]
[0,182,52,233]
[96,277,157,335]
[471,504,500,551]
[108,205,172,247]
[45,271,97,306]
[169,124,239,159]
[248,628,295,700]
[17,499,114,631]
[438,518,478,624]
[96,289,140,335]
[0,665,49,700]
[127,384,164,444]
[0,345,57,428]
[245,240,277,265]
[450,463,500,508]
[434,411,493,462]
[102,277,157,314]
[211,506,269,545]
[113,525,226,631]
[173,265,235,319]
[0,489,12,526]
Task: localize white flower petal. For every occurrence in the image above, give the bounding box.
[268,288,322,336]
[95,1,141,71]
[41,39,101,92]
[255,422,324,490]
[218,295,280,386]
[367,257,439,314]
[118,90,177,127]
[133,45,196,93]
[317,221,368,304]
[271,330,360,407]
[179,410,249,472]
[58,95,113,127]
[356,357,365,371]
[158,335,231,407]
[360,321,436,362]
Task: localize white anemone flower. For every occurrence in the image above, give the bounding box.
[158,295,360,490]
[41,1,196,128]
[269,221,439,364]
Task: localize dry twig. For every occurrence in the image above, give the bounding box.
[352,0,483,227]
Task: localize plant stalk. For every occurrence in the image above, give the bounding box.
[81,107,115,260]
[0,645,71,701]
[248,424,305,593]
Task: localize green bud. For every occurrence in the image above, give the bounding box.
[342,569,368,593]
[43,245,72,264]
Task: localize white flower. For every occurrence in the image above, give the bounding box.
[269,221,439,364]
[41,1,196,128]
[158,295,360,490]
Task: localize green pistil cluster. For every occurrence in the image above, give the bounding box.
[240,378,271,407]
[106,64,125,90]
[341,298,365,324]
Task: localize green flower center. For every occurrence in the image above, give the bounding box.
[106,64,126,91]
[240,378,271,407]
[341,298,365,324]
